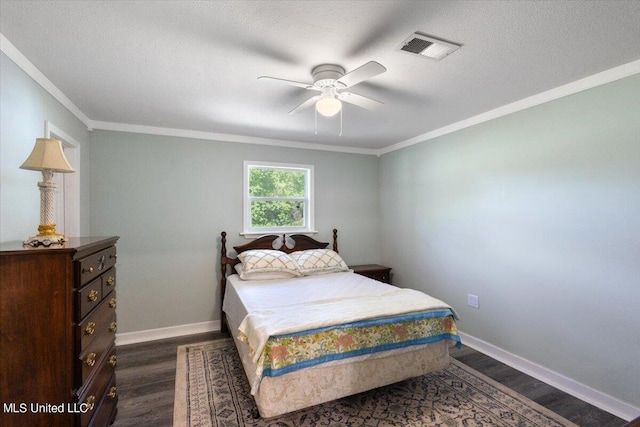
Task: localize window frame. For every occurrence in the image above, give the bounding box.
[242,160,315,236]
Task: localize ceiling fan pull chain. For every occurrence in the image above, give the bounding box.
[339,108,343,137]
[314,109,318,135]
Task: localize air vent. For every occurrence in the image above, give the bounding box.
[397,32,461,61]
[401,38,434,54]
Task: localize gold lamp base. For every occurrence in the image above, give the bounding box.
[23,224,67,247]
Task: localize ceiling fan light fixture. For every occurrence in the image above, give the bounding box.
[315,96,342,117]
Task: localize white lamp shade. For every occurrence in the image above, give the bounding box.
[315,96,342,117]
[20,138,75,173]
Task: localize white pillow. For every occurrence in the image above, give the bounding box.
[290,249,349,276]
[234,263,298,281]
[237,250,301,279]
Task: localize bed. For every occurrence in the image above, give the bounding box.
[220,229,461,418]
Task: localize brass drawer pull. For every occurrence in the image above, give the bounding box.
[109,322,117,333]
[108,355,117,367]
[87,289,99,302]
[84,395,95,411]
[82,267,94,274]
[109,297,116,308]
[106,276,115,286]
[110,253,117,260]
[107,386,117,399]
[84,352,96,367]
[84,322,96,335]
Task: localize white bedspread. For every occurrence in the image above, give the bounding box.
[225,272,458,363]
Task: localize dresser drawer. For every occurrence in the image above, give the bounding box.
[78,317,116,386]
[101,267,116,297]
[87,374,118,427]
[78,278,102,319]
[77,348,117,427]
[78,291,117,353]
[78,247,117,286]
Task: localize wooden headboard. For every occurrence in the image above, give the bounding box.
[219,229,339,334]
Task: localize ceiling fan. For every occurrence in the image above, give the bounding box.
[258,61,387,118]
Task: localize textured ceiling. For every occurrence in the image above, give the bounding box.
[1,0,639,150]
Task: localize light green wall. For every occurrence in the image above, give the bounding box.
[88,130,380,334]
[379,74,640,406]
[0,52,91,241]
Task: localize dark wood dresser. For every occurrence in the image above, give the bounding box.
[351,264,392,284]
[0,236,119,427]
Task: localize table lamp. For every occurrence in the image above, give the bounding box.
[20,138,75,247]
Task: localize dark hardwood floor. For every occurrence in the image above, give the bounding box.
[112,332,627,427]
[450,345,626,427]
[112,332,223,427]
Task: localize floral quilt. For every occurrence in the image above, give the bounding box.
[245,309,461,379]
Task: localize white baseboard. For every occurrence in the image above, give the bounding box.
[458,331,639,422]
[115,320,220,346]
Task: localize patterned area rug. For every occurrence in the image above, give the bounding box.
[174,339,578,427]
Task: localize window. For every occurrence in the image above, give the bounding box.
[243,161,314,235]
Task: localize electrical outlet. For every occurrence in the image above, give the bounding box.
[467,294,479,309]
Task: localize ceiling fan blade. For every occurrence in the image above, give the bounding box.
[289,95,321,114]
[335,61,386,88]
[258,76,315,90]
[338,92,383,109]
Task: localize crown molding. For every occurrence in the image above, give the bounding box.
[1,32,375,155]
[3,31,638,156]
[90,120,377,155]
[0,32,93,129]
[376,59,640,156]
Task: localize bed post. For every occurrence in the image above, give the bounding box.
[333,228,338,252]
[220,231,229,335]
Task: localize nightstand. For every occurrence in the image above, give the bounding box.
[351,264,392,284]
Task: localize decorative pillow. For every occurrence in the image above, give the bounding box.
[234,263,298,281]
[237,250,301,279]
[290,249,349,276]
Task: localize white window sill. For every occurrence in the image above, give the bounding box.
[240,230,318,239]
